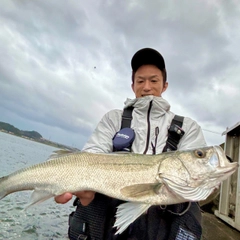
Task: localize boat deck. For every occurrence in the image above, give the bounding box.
[202,212,240,240]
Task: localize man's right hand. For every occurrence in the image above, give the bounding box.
[54,191,96,206]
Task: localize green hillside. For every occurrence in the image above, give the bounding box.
[0,121,42,139]
[0,121,77,150]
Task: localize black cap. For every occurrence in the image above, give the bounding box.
[131,48,166,72]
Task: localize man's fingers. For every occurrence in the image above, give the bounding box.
[75,191,96,206]
[55,191,95,206]
[55,192,73,204]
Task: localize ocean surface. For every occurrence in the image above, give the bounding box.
[0,131,75,240]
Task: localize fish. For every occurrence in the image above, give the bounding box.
[0,146,238,234]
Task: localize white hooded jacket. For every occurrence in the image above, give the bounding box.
[82,96,206,154]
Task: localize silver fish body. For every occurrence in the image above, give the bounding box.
[0,146,238,234]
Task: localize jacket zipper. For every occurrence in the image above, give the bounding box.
[151,126,159,155]
[143,101,153,154]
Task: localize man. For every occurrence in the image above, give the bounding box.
[55,48,206,239]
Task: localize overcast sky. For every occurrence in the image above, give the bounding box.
[0,0,239,149]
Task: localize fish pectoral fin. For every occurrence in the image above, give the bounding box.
[120,183,162,199]
[25,189,54,210]
[114,202,151,235]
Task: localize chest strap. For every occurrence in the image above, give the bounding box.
[162,115,185,152]
[121,106,134,129]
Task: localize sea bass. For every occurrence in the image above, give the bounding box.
[0,146,237,234]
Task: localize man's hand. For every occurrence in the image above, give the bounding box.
[54,191,96,206]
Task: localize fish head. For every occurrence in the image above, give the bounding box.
[158,146,238,201]
[184,146,238,188]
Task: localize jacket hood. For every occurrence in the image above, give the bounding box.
[124,96,170,117]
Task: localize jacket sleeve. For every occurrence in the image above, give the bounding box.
[178,117,207,150]
[82,109,122,153]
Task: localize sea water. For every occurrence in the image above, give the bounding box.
[0,131,75,239]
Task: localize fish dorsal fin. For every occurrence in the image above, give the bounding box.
[114,202,151,235]
[120,183,162,199]
[47,149,80,161]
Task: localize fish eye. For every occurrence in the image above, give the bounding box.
[194,149,206,158]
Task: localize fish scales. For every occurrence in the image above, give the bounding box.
[0,152,162,202]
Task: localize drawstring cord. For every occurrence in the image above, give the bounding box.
[160,202,192,216]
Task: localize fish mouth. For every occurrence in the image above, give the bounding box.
[214,145,238,169]
[204,146,238,187]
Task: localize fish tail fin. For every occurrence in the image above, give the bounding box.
[114,202,151,235]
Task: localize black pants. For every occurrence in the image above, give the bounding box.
[68,196,202,240]
[127,202,202,240]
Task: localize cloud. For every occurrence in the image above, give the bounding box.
[0,0,240,149]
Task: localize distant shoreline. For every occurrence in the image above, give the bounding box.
[0,129,77,151]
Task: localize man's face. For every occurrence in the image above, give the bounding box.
[131,65,168,98]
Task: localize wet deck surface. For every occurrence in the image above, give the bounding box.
[202,212,240,240]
